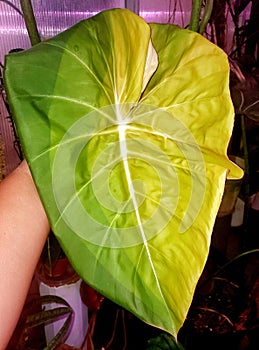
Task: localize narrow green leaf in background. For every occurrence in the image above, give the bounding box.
[4,8,243,337]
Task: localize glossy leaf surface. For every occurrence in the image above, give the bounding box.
[4,9,242,336]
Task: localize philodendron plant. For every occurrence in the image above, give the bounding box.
[4,8,242,340]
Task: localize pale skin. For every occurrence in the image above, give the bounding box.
[0,160,50,349]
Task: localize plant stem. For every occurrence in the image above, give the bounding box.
[125,0,139,15]
[215,248,259,276]
[189,0,203,32]
[20,0,41,45]
[199,0,214,34]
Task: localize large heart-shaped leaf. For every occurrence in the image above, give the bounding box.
[4,8,242,336]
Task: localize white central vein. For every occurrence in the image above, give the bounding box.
[117,114,164,304]
[116,103,147,246]
[119,122,174,329]
[119,123,146,239]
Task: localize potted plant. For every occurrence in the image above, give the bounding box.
[2,1,244,348]
[223,0,259,253]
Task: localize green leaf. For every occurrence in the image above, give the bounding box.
[146,333,185,349]
[24,295,73,350]
[4,8,243,337]
[231,85,259,122]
